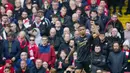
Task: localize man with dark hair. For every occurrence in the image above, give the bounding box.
[66,25,92,73]
[2,32,20,61]
[16,60,30,73]
[107,42,127,73]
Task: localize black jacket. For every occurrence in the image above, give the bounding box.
[90,52,106,73]
[48,36,62,51]
[107,50,127,73]
[30,66,46,73]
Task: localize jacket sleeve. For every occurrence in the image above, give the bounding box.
[49,46,56,68]
[122,53,128,70]
[107,53,111,69]
[15,41,21,60]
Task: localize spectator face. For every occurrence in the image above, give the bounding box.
[10,23,17,32]
[78,26,86,36]
[15,1,21,8]
[42,37,48,46]
[22,12,28,19]
[52,2,59,10]
[4,68,10,73]
[69,40,74,47]
[76,9,82,16]
[50,28,56,37]
[35,59,42,69]
[69,0,76,9]
[2,16,8,22]
[111,15,118,22]
[94,46,101,53]
[32,30,38,36]
[20,61,27,69]
[7,35,13,41]
[99,1,106,7]
[91,0,97,5]
[74,31,80,39]
[63,27,70,35]
[123,45,129,50]
[6,10,13,17]
[0,6,5,14]
[111,28,118,37]
[99,34,105,41]
[43,62,48,69]
[55,21,61,30]
[52,17,58,24]
[44,1,49,7]
[18,20,23,25]
[4,26,10,33]
[18,31,26,39]
[37,12,44,17]
[60,7,67,16]
[97,6,104,14]
[60,50,67,59]
[113,43,120,52]
[35,16,41,23]
[72,13,79,22]
[90,12,97,19]
[29,37,35,45]
[32,7,37,14]
[73,52,77,59]
[64,34,70,42]
[126,23,130,31]
[74,23,80,31]
[20,52,28,60]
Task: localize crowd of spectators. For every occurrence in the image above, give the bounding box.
[0,0,130,73]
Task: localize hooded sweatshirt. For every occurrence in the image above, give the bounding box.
[33,28,42,46]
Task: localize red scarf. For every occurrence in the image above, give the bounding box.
[122,49,130,58]
[18,37,28,49]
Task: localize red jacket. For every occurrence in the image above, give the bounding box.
[38,45,56,68]
[87,0,100,5]
[0,66,15,73]
[28,43,39,61]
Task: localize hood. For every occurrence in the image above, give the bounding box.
[33,28,41,37]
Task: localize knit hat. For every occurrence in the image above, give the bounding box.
[123,40,130,48]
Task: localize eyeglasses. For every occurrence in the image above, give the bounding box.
[30,39,35,41]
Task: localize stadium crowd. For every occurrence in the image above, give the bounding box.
[0,0,130,73]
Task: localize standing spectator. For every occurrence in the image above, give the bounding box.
[0,14,9,27]
[3,67,11,73]
[50,14,59,27]
[31,7,38,22]
[28,35,38,61]
[68,0,77,17]
[1,0,14,12]
[124,22,130,41]
[48,28,62,51]
[23,0,33,15]
[90,45,106,73]
[37,36,56,68]
[59,6,72,30]
[43,61,50,73]
[122,40,130,72]
[17,31,28,53]
[16,60,30,73]
[10,23,18,37]
[107,28,122,49]
[0,25,10,40]
[89,0,98,11]
[0,60,15,73]
[58,33,70,56]
[14,0,24,19]
[30,59,46,73]
[105,14,124,39]
[31,28,42,46]
[21,11,31,28]
[31,15,49,36]
[17,18,26,32]
[15,52,34,69]
[55,50,69,73]
[3,32,20,61]
[46,0,60,20]
[55,20,63,37]
[107,42,127,73]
